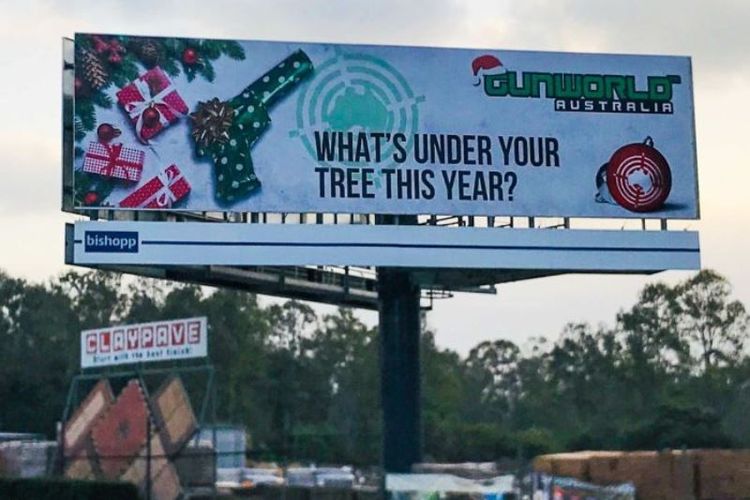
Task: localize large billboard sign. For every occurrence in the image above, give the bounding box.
[80,317,208,369]
[70,34,698,219]
[69,221,700,272]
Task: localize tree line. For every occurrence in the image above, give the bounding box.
[0,269,747,464]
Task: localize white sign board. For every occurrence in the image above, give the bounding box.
[70,221,700,272]
[71,34,698,219]
[80,316,208,369]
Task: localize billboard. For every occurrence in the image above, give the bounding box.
[80,317,208,369]
[70,221,700,272]
[70,34,698,219]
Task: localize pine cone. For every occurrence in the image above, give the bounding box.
[139,40,161,68]
[81,49,108,90]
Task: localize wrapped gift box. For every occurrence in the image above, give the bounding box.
[119,165,191,209]
[116,67,188,142]
[82,142,145,182]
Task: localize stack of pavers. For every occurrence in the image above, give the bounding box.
[63,376,201,500]
[63,379,115,479]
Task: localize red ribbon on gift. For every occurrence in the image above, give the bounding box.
[86,143,140,181]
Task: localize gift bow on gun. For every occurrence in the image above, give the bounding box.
[191,49,314,204]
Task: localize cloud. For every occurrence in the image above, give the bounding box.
[0,136,60,214]
[1,0,749,348]
[37,0,468,46]
[472,0,750,76]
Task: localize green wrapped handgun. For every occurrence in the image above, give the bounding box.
[191,50,314,204]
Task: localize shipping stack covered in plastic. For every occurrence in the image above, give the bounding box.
[0,441,57,478]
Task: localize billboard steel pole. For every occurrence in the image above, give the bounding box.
[378,215,422,473]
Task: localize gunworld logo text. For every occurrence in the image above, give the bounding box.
[471,54,682,114]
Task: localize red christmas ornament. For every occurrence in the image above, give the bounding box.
[96,123,121,143]
[92,35,126,64]
[606,137,672,213]
[142,106,161,128]
[74,76,89,97]
[182,47,199,65]
[84,192,99,205]
[92,35,110,54]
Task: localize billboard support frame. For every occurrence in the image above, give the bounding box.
[379,266,423,472]
[377,214,423,472]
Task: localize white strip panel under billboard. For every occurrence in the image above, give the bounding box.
[71,221,700,272]
[70,34,698,219]
[80,316,208,369]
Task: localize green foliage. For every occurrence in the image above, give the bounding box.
[72,170,117,207]
[514,427,558,459]
[72,34,246,146]
[74,118,86,142]
[200,40,223,60]
[0,477,140,500]
[89,89,113,109]
[222,40,247,61]
[74,99,96,133]
[160,56,180,78]
[109,57,140,89]
[0,268,747,464]
[622,402,733,450]
[202,59,216,83]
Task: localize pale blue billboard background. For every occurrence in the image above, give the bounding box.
[74,35,698,219]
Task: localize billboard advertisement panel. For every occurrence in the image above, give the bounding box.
[80,317,208,369]
[70,33,698,218]
[70,221,700,272]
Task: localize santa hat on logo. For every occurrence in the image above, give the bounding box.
[472,54,504,86]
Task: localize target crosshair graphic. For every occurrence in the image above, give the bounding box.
[606,137,672,212]
[291,50,425,185]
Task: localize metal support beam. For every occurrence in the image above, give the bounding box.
[378,266,422,472]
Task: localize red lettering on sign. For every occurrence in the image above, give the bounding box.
[187,320,201,344]
[86,333,97,354]
[170,322,186,345]
[112,329,125,352]
[156,324,169,347]
[142,326,154,348]
[99,331,111,353]
[127,327,139,350]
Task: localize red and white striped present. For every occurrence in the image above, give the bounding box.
[82,142,145,182]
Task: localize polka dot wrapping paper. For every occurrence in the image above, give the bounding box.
[71,34,699,218]
[116,67,189,143]
[119,164,191,209]
[193,49,313,204]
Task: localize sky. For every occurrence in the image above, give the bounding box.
[0,0,749,355]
